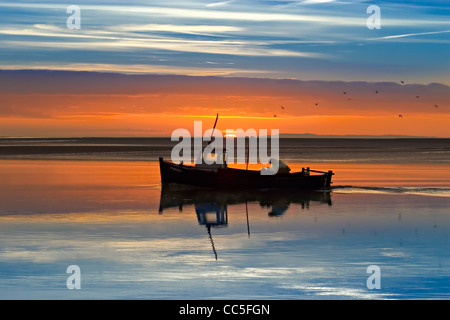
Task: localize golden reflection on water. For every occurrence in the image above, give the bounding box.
[0,160,449,218]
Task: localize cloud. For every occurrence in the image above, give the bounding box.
[0,1,449,85]
[115,23,244,35]
[1,71,449,118]
[0,62,269,77]
[376,30,450,40]
[0,24,323,58]
[206,1,236,7]
[1,2,449,27]
[300,0,336,4]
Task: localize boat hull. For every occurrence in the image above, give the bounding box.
[159,157,333,190]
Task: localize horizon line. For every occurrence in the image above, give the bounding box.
[1,134,448,139]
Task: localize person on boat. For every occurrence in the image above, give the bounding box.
[276,159,291,174]
[260,158,291,175]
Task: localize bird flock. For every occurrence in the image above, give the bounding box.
[271,80,440,119]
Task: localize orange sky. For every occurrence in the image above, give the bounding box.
[1,71,449,137]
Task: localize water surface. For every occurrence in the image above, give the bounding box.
[0,156,448,299]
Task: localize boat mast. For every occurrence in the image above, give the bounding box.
[207,113,219,159]
[210,113,219,141]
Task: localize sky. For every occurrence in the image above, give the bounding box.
[0,0,449,137]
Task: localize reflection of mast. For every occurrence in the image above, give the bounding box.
[206,225,218,260]
[246,201,250,238]
[158,186,334,258]
[195,202,228,260]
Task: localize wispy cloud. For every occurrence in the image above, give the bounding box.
[0,62,270,77]
[2,2,448,27]
[300,0,336,4]
[0,24,324,58]
[115,24,244,35]
[0,1,449,83]
[206,0,236,7]
[377,30,450,40]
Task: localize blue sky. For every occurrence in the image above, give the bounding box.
[0,0,449,84]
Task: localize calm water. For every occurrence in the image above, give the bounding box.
[0,139,449,299]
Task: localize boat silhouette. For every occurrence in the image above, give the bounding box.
[159,114,334,190]
[160,157,333,190]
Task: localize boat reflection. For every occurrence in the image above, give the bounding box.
[158,183,332,260]
[158,183,332,216]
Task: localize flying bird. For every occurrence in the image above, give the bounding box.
[375,90,379,94]
[343,91,347,94]
[434,104,439,108]
[315,103,319,106]
[399,114,403,118]
[416,96,420,99]
[273,114,277,118]
[400,80,405,84]
[280,106,285,110]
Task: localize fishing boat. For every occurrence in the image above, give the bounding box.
[159,157,333,190]
[159,114,333,190]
